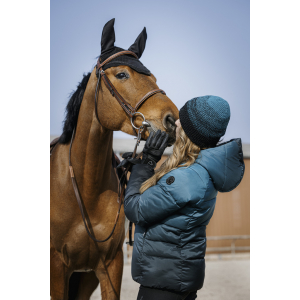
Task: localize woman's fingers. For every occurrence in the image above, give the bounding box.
[150,129,161,147]
[117,159,128,169]
[159,133,169,150]
[155,131,166,148]
[145,130,168,150]
[122,152,135,159]
[145,131,154,148]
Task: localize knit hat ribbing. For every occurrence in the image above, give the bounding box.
[179,96,231,148]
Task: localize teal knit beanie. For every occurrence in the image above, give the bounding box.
[179,95,231,148]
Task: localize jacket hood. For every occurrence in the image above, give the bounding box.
[195,138,245,192]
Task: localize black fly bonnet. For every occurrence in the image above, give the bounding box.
[98,18,151,76]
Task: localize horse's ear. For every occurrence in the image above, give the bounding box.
[128,27,147,58]
[101,18,115,53]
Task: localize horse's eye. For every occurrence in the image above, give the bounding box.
[116,72,128,80]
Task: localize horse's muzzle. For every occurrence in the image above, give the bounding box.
[145,115,176,146]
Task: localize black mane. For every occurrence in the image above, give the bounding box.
[58,73,91,144]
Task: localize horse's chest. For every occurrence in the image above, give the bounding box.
[51,189,123,269]
[56,222,109,269]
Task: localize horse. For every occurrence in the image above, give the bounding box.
[50,19,179,300]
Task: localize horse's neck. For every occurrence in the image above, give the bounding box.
[70,76,114,198]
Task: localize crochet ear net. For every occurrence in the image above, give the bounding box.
[101,18,116,54]
[101,18,147,59]
[128,27,147,59]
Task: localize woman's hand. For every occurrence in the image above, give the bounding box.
[117,130,169,170]
[141,130,169,168]
[117,152,141,171]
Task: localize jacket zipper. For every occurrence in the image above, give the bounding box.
[138,229,148,263]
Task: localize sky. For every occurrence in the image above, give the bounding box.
[51,0,250,143]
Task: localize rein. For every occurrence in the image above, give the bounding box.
[68,51,165,243]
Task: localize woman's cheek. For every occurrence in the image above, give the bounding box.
[175,127,180,139]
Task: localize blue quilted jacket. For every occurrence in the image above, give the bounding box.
[124,138,245,292]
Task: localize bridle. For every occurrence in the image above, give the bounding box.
[95,50,165,136]
[68,50,166,243]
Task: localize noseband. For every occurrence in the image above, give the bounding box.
[68,51,167,243]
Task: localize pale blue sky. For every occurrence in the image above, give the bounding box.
[51,0,249,143]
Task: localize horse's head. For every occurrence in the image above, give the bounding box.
[95,19,178,145]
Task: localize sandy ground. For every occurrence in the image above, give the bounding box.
[90,256,250,300]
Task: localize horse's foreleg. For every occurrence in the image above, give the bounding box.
[95,249,124,300]
[50,246,72,300]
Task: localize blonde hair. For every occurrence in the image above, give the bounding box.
[139,127,202,194]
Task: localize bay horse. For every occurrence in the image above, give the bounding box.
[50,19,179,300]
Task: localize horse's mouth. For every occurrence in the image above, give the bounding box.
[143,120,176,147]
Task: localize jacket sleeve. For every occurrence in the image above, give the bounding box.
[124,165,186,227]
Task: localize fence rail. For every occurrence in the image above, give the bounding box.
[206,235,250,254]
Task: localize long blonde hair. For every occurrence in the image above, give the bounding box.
[139,127,202,194]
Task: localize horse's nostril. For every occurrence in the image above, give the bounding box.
[167,116,175,126]
[164,115,176,132]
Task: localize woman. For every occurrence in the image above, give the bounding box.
[119,95,245,300]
